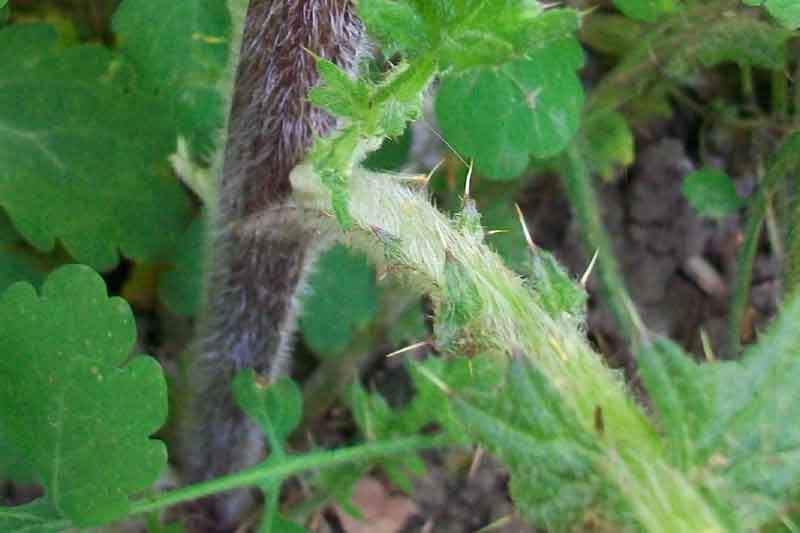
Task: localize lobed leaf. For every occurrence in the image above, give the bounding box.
[113,0,232,154]
[0,24,192,270]
[0,265,167,526]
[158,215,207,317]
[233,370,302,446]
[300,245,378,359]
[436,37,584,179]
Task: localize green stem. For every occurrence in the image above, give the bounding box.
[728,131,800,354]
[772,69,788,117]
[127,435,443,517]
[561,143,647,349]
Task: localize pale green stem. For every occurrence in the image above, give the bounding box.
[291,162,727,532]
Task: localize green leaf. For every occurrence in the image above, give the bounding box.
[158,216,207,317]
[526,249,587,320]
[0,246,46,294]
[612,0,677,22]
[0,265,167,526]
[581,110,635,182]
[744,0,800,29]
[682,168,742,219]
[364,129,413,171]
[0,499,66,533]
[233,371,302,446]
[113,0,231,154]
[452,355,606,529]
[0,24,193,270]
[435,255,483,347]
[300,245,378,358]
[581,14,643,56]
[357,0,430,57]
[665,18,790,78]
[307,57,371,121]
[436,38,584,179]
[637,338,712,470]
[698,291,800,529]
[0,208,21,245]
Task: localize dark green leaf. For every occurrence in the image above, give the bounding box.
[613,0,677,22]
[0,265,167,526]
[0,24,193,270]
[113,0,231,154]
[158,216,207,317]
[666,18,790,78]
[300,245,378,358]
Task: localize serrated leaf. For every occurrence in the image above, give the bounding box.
[0,265,167,526]
[637,338,712,470]
[0,24,193,270]
[158,216,207,317]
[233,370,302,446]
[696,291,800,529]
[666,18,790,78]
[452,355,605,529]
[526,249,587,319]
[436,38,584,179]
[682,168,742,219]
[308,58,371,120]
[357,0,430,57]
[744,0,800,29]
[300,245,378,358]
[581,110,635,182]
[613,0,677,22]
[113,0,231,154]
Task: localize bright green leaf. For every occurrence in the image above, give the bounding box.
[744,0,800,29]
[0,265,167,526]
[436,38,584,179]
[158,216,207,317]
[300,245,378,358]
[233,370,302,446]
[0,24,193,270]
[682,168,742,219]
[113,0,231,154]
[357,0,429,57]
[308,58,371,121]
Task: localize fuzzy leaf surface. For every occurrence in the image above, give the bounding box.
[0,24,192,270]
[666,18,790,78]
[0,265,167,526]
[452,355,606,529]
